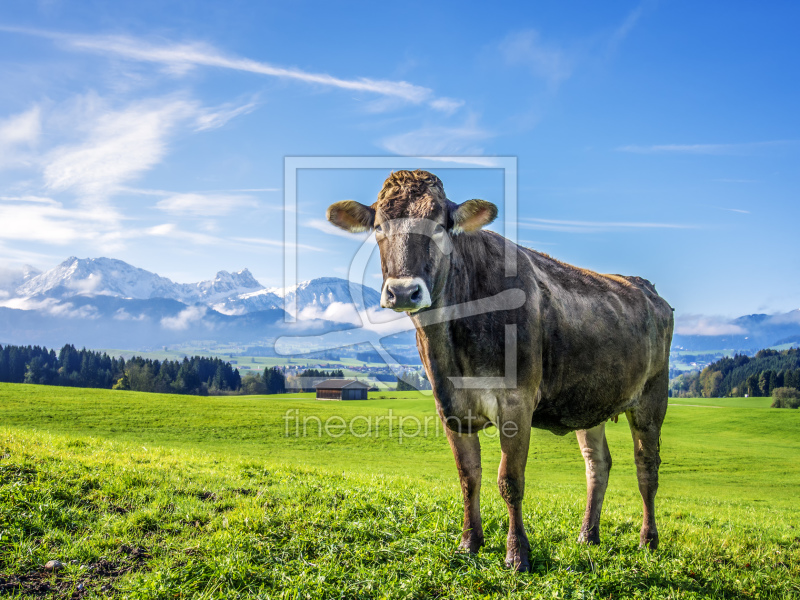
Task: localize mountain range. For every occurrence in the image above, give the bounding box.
[1,256,798,357]
[0,257,386,350]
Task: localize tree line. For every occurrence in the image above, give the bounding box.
[396,370,431,391]
[0,343,286,396]
[670,348,800,398]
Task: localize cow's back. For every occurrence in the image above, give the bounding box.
[520,247,673,433]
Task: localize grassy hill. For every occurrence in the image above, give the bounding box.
[1,384,799,598]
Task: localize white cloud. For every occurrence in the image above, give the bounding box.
[428,98,465,115]
[306,218,370,241]
[297,301,406,332]
[43,98,197,197]
[233,237,325,252]
[3,26,465,111]
[675,315,748,336]
[381,116,492,157]
[0,296,99,319]
[0,106,41,147]
[617,141,797,155]
[0,106,42,169]
[114,308,147,321]
[0,195,60,205]
[194,101,257,131]
[156,193,257,216]
[607,0,654,53]
[160,305,207,330]
[0,198,118,244]
[500,30,572,88]
[519,217,695,233]
[716,207,750,214]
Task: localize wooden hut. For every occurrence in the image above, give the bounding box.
[314,379,370,400]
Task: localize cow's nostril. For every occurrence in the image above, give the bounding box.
[410,286,422,303]
[387,289,396,302]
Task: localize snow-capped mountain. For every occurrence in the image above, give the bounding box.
[178,268,263,303]
[213,276,382,315]
[8,257,381,316]
[282,276,382,310]
[17,257,182,300]
[0,256,392,349]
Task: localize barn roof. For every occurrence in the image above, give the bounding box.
[314,379,370,389]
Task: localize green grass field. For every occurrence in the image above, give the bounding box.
[1,383,798,598]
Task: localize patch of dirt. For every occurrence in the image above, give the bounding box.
[0,549,151,598]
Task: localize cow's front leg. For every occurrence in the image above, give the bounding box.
[445,428,484,553]
[498,411,532,572]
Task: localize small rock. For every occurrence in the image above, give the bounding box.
[101,584,113,592]
[44,560,64,571]
[77,582,85,591]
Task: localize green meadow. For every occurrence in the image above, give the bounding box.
[1,383,798,598]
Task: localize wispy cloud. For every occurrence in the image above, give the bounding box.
[428,98,465,115]
[43,97,197,198]
[0,106,41,146]
[0,106,42,168]
[607,0,655,53]
[35,94,254,204]
[156,193,257,217]
[519,217,696,233]
[380,116,493,158]
[0,296,100,319]
[617,140,797,155]
[499,30,572,88]
[306,218,370,240]
[194,101,257,131]
[0,197,118,244]
[0,195,60,205]
[233,237,325,252]
[3,26,460,112]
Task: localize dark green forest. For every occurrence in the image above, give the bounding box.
[671,348,800,398]
[0,343,285,396]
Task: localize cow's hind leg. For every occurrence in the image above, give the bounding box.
[498,411,532,572]
[445,428,484,553]
[626,368,668,550]
[576,422,612,545]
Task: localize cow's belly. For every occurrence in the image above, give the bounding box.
[534,365,649,434]
[436,389,501,432]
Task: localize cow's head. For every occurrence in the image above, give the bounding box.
[326,170,497,313]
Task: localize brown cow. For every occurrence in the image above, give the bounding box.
[327,170,673,571]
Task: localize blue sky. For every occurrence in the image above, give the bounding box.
[0,0,798,323]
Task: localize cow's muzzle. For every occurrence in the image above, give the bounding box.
[381,277,432,312]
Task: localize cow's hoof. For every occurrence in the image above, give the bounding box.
[457,534,485,554]
[577,527,600,545]
[639,528,659,550]
[505,553,531,572]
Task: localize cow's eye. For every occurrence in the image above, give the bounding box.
[374,224,383,234]
[433,224,445,236]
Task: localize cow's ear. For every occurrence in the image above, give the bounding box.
[326,200,375,233]
[451,199,498,234]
